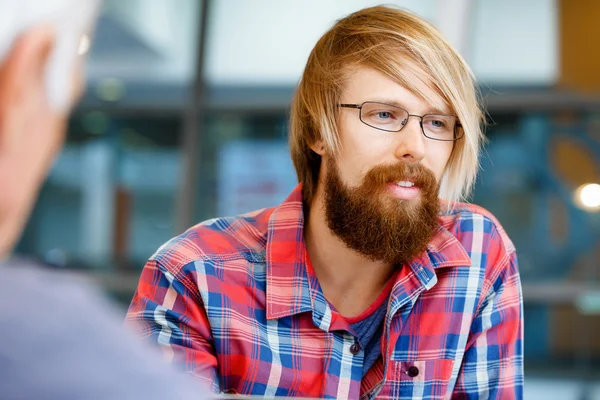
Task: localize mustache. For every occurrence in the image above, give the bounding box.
[360,162,438,190]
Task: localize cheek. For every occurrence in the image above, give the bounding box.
[338,138,395,187]
[69,64,85,107]
[333,153,366,187]
[427,142,454,180]
[336,121,384,185]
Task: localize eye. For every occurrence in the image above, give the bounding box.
[376,111,392,119]
[372,110,399,121]
[360,103,406,129]
[424,118,449,130]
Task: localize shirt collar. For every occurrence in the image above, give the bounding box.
[265,185,314,320]
[265,185,472,320]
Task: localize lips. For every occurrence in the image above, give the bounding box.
[386,175,428,201]
[392,175,426,190]
[387,181,421,200]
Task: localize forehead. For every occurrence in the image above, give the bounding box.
[340,65,451,115]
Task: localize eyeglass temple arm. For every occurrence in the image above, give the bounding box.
[338,104,362,109]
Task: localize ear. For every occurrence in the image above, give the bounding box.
[309,139,327,156]
[0,25,55,123]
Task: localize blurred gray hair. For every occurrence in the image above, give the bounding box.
[0,0,100,111]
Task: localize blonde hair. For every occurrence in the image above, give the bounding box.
[289,5,485,205]
[0,0,100,112]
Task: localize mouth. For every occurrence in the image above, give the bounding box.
[395,180,416,188]
[387,180,421,200]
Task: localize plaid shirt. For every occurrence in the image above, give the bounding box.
[126,185,523,399]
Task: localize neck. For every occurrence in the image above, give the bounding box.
[0,118,59,258]
[0,155,40,258]
[304,190,396,318]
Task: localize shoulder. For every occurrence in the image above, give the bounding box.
[0,260,134,335]
[148,207,276,276]
[441,201,515,256]
[0,261,205,399]
[440,202,518,287]
[0,259,108,314]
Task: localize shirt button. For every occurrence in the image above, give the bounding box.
[349,343,361,355]
[407,366,419,377]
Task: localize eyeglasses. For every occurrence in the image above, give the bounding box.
[338,101,463,142]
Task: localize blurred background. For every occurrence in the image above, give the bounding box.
[14,0,600,398]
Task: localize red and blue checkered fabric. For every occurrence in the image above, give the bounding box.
[126,185,523,399]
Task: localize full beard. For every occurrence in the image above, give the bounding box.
[323,159,441,266]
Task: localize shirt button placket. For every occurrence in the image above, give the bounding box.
[349,343,361,355]
[406,366,419,377]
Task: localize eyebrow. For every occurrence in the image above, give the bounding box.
[366,99,451,115]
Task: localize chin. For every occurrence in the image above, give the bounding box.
[379,195,421,213]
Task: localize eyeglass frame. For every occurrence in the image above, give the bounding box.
[338,101,464,142]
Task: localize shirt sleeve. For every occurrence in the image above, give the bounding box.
[451,250,524,399]
[125,258,220,392]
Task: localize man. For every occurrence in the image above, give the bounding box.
[127,6,523,399]
[0,0,203,398]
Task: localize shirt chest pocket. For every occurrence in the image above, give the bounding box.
[381,359,455,399]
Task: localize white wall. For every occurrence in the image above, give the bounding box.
[470,0,557,85]
[87,0,558,87]
[90,0,200,83]
[204,0,436,85]
[204,0,558,86]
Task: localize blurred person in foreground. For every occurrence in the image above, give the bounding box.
[127,5,524,399]
[0,0,204,398]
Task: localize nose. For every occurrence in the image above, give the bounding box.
[393,116,426,162]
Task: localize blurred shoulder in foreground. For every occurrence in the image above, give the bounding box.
[0,259,205,400]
